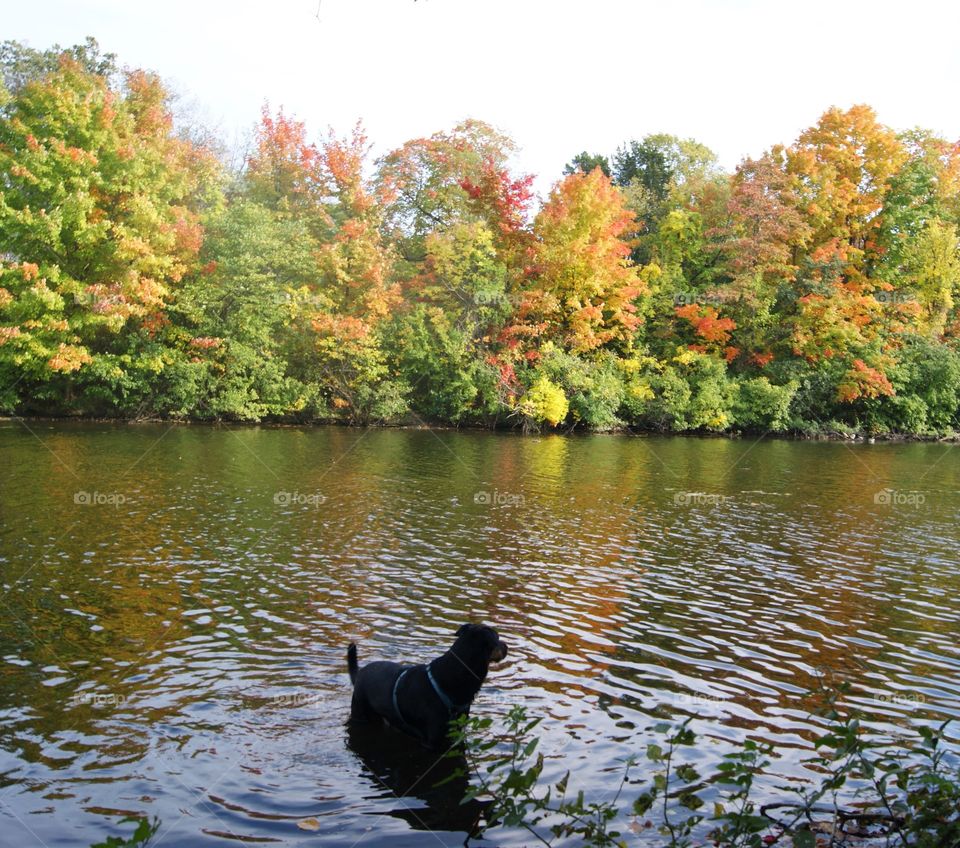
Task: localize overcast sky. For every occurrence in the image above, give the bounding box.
[7,0,960,197]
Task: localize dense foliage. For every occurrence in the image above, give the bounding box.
[3,39,960,435]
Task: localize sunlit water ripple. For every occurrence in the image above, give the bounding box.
[0,422,958,846]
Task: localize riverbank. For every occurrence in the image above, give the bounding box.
[5,39,960,490]
[3,412,959,442]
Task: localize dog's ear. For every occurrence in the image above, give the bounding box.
[456,623,472,637]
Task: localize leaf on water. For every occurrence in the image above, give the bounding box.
[297,817,321,831]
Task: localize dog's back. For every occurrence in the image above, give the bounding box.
[347,643,411,730]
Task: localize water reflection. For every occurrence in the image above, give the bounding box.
[0,422,958,845]
[345,722,488,837]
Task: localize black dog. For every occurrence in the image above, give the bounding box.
[347,623,508,749]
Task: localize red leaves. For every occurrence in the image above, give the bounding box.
[324,136,362,188]
[247,105,325,209]
[810,238,848,265]
[749,350,775,368]
[189,336,221,350]
[141,312,169,338]
[837,358,894,403]
[323,123,388,213]
[676,303,737,344]
[459,177,484,201]
[459,157,534,241]
[311,313,370,342]
[255,106,320,170]
[173,213,203,256]
[124,70,174,137]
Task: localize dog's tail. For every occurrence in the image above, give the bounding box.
[347,643,359,684]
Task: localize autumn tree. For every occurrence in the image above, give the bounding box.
[765,107,908,410]
[376,120,534,422]
[245,105,329,231]
[302,124,408,422]
[0,46,221,413]
[711,149,812,366]
[786,104,906,290]
[377,120,527,262]
[512,168,651,355]
[218,110,408,422]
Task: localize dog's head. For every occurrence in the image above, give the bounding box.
[455,622,508,665]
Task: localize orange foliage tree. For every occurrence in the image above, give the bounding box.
[510,168,650,356]
[0,51,219,410]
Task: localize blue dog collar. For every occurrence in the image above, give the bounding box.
[392,668,410,725]
[427,663,468,714]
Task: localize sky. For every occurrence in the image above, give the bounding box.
[7,0,960,198]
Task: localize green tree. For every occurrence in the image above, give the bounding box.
[563,151,610,178]
[170,200,318,419]
[0,46,221,414]
[0,37,116,99]
[902,218,960,336]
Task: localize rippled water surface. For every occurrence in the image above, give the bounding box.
[1,422,959,847]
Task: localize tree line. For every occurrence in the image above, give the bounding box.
[2,38,960,435]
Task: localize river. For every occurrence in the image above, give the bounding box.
[0,422,958,846]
